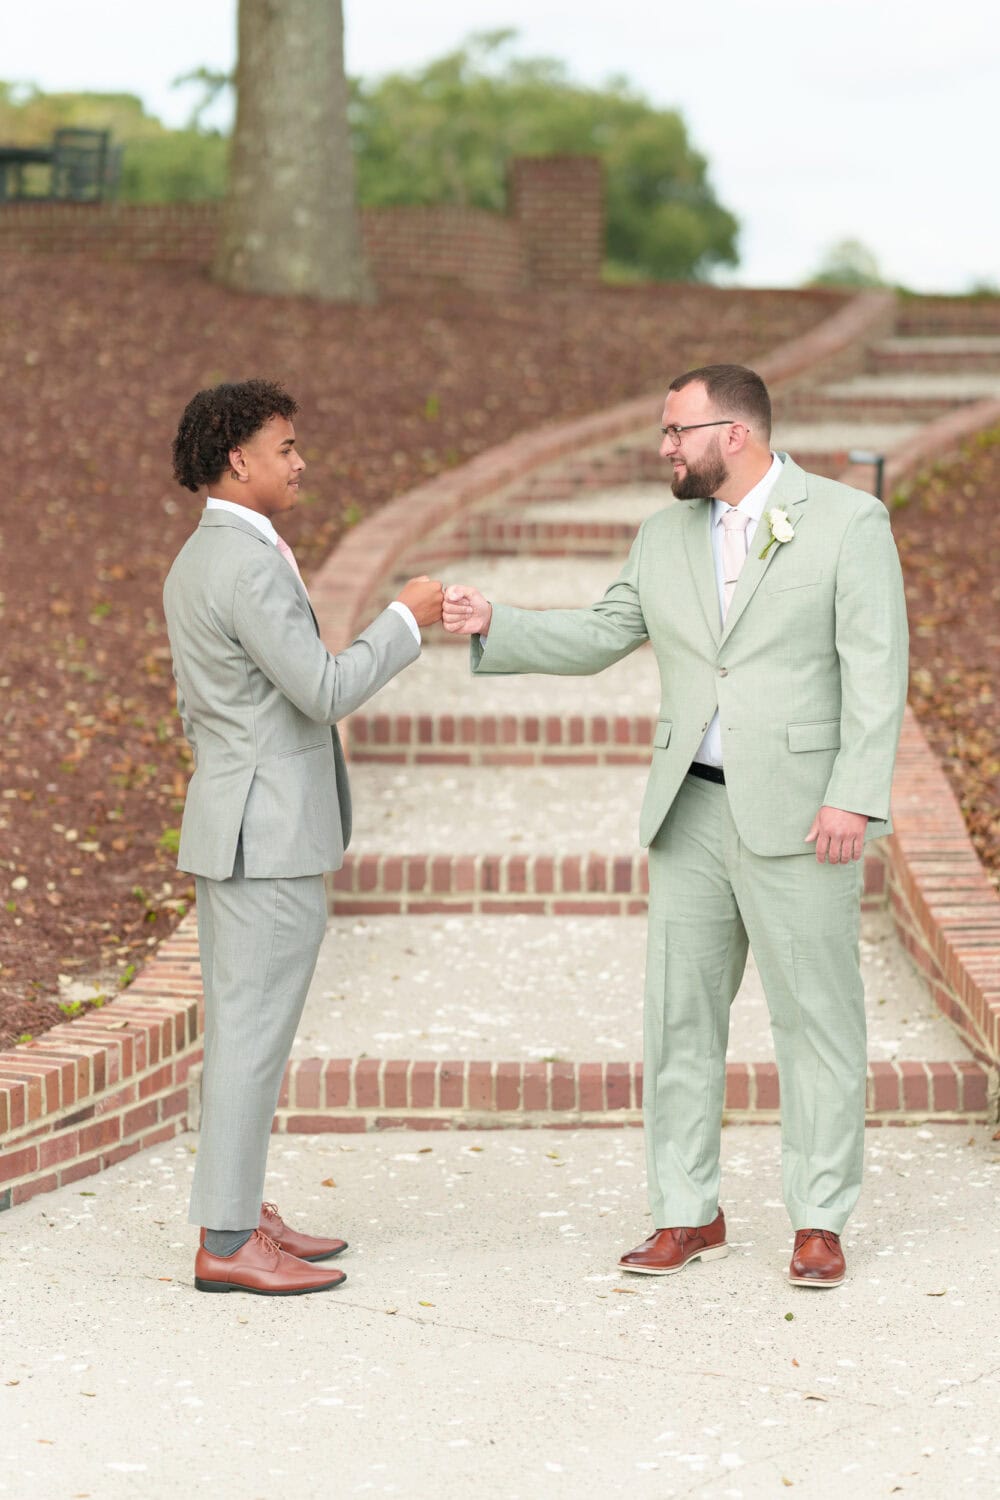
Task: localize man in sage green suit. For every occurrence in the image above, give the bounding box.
[443,365,908,1288]
[164,380,443,1295]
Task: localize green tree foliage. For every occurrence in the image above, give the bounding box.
[350,32,738,280]
[806,238,886,289]
[2,31,739,279]
[0,82,226,201]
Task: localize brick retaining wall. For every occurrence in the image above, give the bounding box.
[0,156,604,294]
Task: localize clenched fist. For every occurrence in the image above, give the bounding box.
[396,575,444,626]
[443,583,492,635]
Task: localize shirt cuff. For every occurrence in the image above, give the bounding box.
[388,599,421,643]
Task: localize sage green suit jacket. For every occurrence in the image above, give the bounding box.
[163,509,419,881]
[472,455,909,857]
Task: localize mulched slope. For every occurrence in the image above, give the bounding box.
[0,258,841,1049]
[892,426,1000,888]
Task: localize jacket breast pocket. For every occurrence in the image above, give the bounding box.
[787,719,840,752]
[653,719,672,749]
[765,571,823,594]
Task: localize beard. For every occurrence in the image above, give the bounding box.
[670,437,729,500]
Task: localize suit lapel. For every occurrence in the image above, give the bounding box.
[199,509,320,635]
[719,455,809,645]
[681,499,722,645]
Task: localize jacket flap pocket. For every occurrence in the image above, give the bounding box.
[787,719,840,753]
[653,719,672,749]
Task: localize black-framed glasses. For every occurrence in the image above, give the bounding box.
[660,420,739,444]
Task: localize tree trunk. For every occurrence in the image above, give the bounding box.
[213,0,371,300]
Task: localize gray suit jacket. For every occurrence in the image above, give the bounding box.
[472,456,909,857]
[163,509,419,880]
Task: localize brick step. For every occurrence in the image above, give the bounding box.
[896,300,1000,336]
[776,392,970,423]
[868,336,1000,373]
[272,1055,991,1132]
[327,849,888,915]
[349,710,654,763]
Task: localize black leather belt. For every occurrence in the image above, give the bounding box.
[688,761,725,785]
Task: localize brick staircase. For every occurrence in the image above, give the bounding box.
[300,298,1000,1131]
[4,293,999,1209]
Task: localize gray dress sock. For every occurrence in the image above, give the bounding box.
[204,1228,255,1257]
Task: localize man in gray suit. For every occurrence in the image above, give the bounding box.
[444,365,908,1290]
[164,380,442,1296]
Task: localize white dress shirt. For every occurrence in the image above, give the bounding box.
[693,453,784,769]
[205,496,420,642]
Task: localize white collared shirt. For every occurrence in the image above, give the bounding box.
[694,453,784,768]
[204,496,420,642]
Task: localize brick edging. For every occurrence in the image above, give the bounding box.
[272,1055,989,1132]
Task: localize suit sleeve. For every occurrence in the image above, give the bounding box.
[232,553,420,723]
[471,523,650,676]
[823,499,909,819]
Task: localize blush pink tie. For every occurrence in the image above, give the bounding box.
[721,508,751,619]
[275,534,303,584]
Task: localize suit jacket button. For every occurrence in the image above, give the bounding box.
[717,666,729,677]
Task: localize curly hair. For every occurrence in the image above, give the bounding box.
[171,379,299,492]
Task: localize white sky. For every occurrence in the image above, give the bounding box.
[3,0,998,292]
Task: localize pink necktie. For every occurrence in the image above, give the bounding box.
[275,534,303,584]
[721,509,751,619]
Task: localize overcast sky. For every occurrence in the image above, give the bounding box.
[4,0,997,292]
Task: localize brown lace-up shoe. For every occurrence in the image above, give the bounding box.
[788,1228,845,1287]
[199,1202,348,1264]
[618,1209,728,1275]
[194,1229,347,1295]
[259,1201,348,1262]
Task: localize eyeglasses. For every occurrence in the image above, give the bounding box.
[660,420,739,445]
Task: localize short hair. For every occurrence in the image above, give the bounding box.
[171,379,299,492]
[668,364,771,441]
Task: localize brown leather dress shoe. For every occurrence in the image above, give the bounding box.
[618,1209,728,1275]
[194,1229,347,1295]
[788,1228,845,1288]
[259,1201,348,1262]
[199,1202,349,1263]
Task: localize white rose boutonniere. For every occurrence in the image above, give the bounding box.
[759,507,795,560]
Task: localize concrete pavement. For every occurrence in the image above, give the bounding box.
[3,1123,999,1499]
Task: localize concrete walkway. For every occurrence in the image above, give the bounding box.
[3,1123,999,1499]
[4,322,998,1498]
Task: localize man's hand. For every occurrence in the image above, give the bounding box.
[396,575,444,626]
[805,806,868,864]
[443,584,492,636]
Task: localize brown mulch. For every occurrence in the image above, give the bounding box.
[0,259,851,1049]
[892,427,1000,888]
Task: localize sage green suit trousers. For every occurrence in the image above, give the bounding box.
[646,774,866,1234]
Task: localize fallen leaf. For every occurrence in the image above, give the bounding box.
[80,1391,96,1397]
[925,1290,947,1297]
[417,1147,433,1154]
[803,1393,828,1402]
[791,1358,800,1367]
[158,1277,172,1282]
[781,1480,794,1489]
[612,1288,637,1295]
[321,1178,336,1188]
[418,1300,435,1307]
[5,1380,19,1386]
[784,1312,794,1321]
[385,1308,398,1316]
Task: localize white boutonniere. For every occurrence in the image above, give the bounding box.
[759,507,795,559]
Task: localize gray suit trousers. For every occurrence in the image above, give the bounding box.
[189,843,327,1228]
